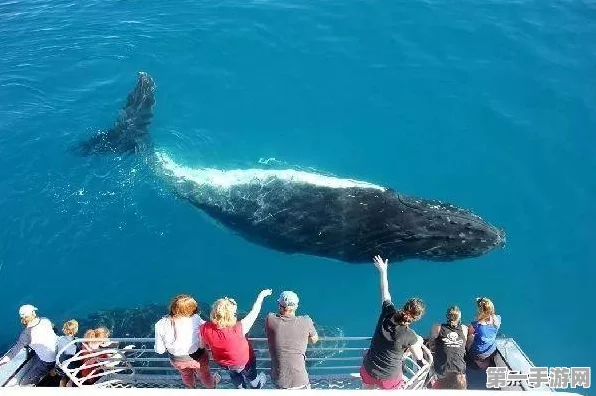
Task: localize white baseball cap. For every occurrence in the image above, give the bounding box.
[19,304,38,318]
[278,291,299,308]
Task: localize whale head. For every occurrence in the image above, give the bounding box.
[387,193,505,262]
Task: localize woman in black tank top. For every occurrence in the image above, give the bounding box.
[427,306,467,389]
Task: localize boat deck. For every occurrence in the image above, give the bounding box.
[1,336,553,391]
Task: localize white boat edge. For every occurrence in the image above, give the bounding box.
[0,337,589,394]
[0,388,584,395]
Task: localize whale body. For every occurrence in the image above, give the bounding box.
[76,72,505,263]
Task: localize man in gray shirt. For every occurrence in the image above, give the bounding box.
[265,291,319,389]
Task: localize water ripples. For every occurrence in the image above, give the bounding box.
[0,0,595,367]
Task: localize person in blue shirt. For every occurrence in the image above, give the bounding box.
[466,297,501,369]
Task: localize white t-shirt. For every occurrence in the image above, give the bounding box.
[154,314,206,357]
[4,318,58,363]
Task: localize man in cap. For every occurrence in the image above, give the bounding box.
[264,291,319,389]
[0,304,58,386]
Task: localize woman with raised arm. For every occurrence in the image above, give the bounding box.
[200,289,272,389]
[359,255,426,390]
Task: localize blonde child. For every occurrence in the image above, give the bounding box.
[55,319,79,387]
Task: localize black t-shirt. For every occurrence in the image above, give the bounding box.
[433,323,466,375]
[362,300,419,379]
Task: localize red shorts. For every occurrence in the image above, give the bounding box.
[359,365,405,390]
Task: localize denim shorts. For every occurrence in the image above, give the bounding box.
[224,358,266,389]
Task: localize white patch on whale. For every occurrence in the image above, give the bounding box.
[156,151,386,191]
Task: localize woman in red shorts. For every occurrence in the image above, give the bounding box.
[360,255,426,390]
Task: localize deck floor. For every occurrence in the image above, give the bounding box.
[35,367,513,390]
[465,364,525,391]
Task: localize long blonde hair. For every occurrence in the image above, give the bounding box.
[210,298,238,328]
[476,297,496,322]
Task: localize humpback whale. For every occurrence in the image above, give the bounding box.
[76,72,505,263]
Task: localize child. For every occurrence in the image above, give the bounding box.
[78,329,105,385]
[55,319,79,387]
[94,327,123,369]
[95,327,118,349]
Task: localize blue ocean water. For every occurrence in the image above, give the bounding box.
[1,0,595,385]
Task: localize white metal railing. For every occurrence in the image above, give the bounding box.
[56,337,433,389]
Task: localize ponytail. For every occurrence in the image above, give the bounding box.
[476,297,495,322]
[395,298,425,324]
[446,306,461,327]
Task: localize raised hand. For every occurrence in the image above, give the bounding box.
[258,289,273,299]
[373,255,388,272]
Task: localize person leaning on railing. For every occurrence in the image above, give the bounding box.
[200,289,272,389]
[427,306,467,389]
[359,256,426,390]
[154,294,220,389]
[77,329,105,385]
[0,304,58,386]
[95,327,118,350]
[54,319,79,387]
[71,327,131,385]
[264,290,319,390]
[466,297,501,370]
